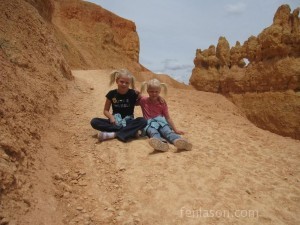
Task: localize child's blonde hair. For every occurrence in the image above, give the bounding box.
[109,69,136,89]
[141,78,167,95]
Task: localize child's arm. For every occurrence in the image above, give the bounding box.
[103,98,116,124]
[165,115,185,135]
[134,89,142,105]
[163,102,184,134]
[135,90,141,106]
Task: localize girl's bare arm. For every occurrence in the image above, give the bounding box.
[165,115,184,135]
[103,99,116,124]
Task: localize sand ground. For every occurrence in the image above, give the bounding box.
[22,70,300,225]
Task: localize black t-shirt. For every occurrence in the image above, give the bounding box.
[106,89,138,118]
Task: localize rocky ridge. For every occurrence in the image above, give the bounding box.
[52,0,145,78]
[190,5,300,93]
[189,4,300,139]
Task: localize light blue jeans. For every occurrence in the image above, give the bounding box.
[146,125,181,144]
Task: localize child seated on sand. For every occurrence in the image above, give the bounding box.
[90,69,147,142]
[138,78,192,152]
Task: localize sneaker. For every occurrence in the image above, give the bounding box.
[174,139,192,151]
[149,138,169,152]
[97,131,115,142]
[97,131,104,142]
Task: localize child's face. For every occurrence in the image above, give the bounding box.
[116,77,130,92]
[147,87,161,99]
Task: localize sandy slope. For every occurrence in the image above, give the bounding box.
[22,70,300,225]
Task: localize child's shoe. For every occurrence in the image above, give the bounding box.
[97,131,103,141]
[149,138,169,152]
[174,138,192,151]
[98,131,115,142]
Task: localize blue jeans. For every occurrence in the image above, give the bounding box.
[146,125,181,144]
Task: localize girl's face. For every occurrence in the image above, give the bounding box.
[147,87,161,100]
[116,76,130,93]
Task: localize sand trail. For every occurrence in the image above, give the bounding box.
[33,70,300,225]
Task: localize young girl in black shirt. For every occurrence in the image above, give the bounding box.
[90,69,147,142]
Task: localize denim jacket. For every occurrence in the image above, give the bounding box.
[142,116,169,135]
[114,113,134,127]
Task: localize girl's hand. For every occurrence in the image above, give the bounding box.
[158,96,165,104]
[134,89,141,95]
[135,89,141,100]
[174,129,185,135]
[109,117,116,124]
[135,89,142,105]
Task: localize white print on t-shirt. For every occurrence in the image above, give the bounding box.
[114,99,130,108]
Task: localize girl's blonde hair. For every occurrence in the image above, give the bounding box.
[141,78,167,95]
[109,69,136,89]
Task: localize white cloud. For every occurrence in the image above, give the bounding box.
[225,2,247,15]
[161,59,193,71]
[154,59,193,84]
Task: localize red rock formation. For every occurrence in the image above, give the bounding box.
[190,4,300,94]
[52,0,143,76]
[190,4,300,140]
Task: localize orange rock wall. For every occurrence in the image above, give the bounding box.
[52,0,144,76]
[0,0,71,195]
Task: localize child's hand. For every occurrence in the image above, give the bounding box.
[134,89,141,96]
[158,96,165,104]
[135,89,142,104]
[109,117,116,124]
[174,129,184,135]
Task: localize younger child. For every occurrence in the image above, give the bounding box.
[90,69,147,142]
[139,78,192,151]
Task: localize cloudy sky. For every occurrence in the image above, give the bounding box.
[88,0,299,83]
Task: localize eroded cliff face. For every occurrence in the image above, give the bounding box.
[229,91,300,139]
[190,5,300,93]
[24,0,55,22]
[0,0,72,219]
[189,5,300,140]
[52,0,144,76]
